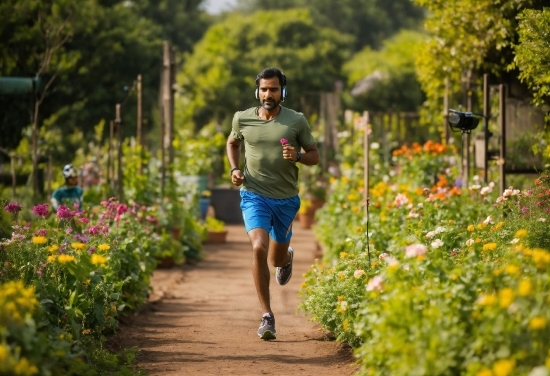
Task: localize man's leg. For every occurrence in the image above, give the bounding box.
[247,228,273,314]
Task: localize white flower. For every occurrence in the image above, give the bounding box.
[538,217,547,222]
[466,238,474,246]
[483,216,493,225]
[470,184,481,190]
[489,182,495,188]
[528,366,549,376]
[379,253,389,260]
[339,300,348,311]
[480,186,492,195]
[354,269,365,278]
[404,244,428,258]
[417,203,424,208]
[473,175,480,182]
[431,239,444,248]
[366,276,383,292]
[389,170,396,177]
[371,142,380,150]
[425,231,436,239]
[510,238,519,244]
[435,226,446,234]
[407,211,420,218]
[403,264,410,271]
[512,189,520,196]
[496,196,506,203]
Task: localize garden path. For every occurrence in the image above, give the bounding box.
[109,223,358,375]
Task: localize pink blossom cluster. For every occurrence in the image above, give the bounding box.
[4,202,22,213]
[32,203,49,217]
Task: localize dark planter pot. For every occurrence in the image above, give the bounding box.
[210,188,243,224]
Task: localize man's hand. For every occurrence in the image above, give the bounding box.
[282,144,297,161]
[231,170,244,186]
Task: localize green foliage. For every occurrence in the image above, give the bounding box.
[512,8,550,108]
[412,0,544,127]
[235,0,425,51]
[205,216,225,232]
[177,8,352,130]
[343,30,427,113]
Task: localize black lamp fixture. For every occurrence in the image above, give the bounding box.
[448,109,484,134]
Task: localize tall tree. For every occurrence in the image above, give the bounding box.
[344,30,426,113]
[176,8,352,131]
[413,0,547,125]
[235,0,425,51]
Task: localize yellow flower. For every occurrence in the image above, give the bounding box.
[48,245,59,253]
[47,255,56,262]
[342,319,349,331]
[483,243,497,251]
[492,359,514,376]
[98,243,110,251]
[477,294,497,306]
[476,368,493,376]
[337,296,344,301]
[529,316,547,330]
[532,249,550,269]
[32,236,47,244]
[498,288,514,308]
[515,229,527,238]
[91,254,107,267]
[0,344,7,362]
[355,227,363,232]
[518,279,532,296]
[337,272,346,280]
[467,225,475,232]
[57,255,76,263]
[495,222,504,230]
[504,264,519,275]
[352,205,359,212]
[340,252,348,259]
[478,223,487,230]
[71,242,86,250]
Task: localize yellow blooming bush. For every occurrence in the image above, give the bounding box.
[301,137,550,375]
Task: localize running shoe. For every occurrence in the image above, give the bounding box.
[258,313,276,340]
[275,246,294,286]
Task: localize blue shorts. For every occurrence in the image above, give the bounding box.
[240,190,300,244]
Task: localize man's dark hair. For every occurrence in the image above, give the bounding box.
[256,67,286,87]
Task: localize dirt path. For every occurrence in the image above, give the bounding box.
[110,223,358,376]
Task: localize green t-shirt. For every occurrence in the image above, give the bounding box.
[231,106,316,199]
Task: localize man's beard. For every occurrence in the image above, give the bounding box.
[262,98,281,111]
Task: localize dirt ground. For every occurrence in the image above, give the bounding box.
[109,223,359,376]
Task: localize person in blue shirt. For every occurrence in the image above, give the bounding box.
[51,164,84,212]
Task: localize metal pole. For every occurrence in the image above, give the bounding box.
[499,84,506,195]
[108,120,114,190]
[116,104,123,201]
[483,74,490,183]
[10,153,16,198]
[443,77,449,144]
[137,74,143,149]
[363,111,370,215]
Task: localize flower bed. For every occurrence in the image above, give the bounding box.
[300,139,550,375]
[0,198,184,374]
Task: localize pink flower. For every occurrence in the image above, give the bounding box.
[56,205,75,220]
[378,253,389,260]
[4,203,22,213]
[34,229,48,236]
[88,226,100,236]
[405,244,428,258]
[366,276,383,292]
[32,203,49,217]
[280,138,288,145]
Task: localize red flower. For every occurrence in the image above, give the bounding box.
[280,138,288,145]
